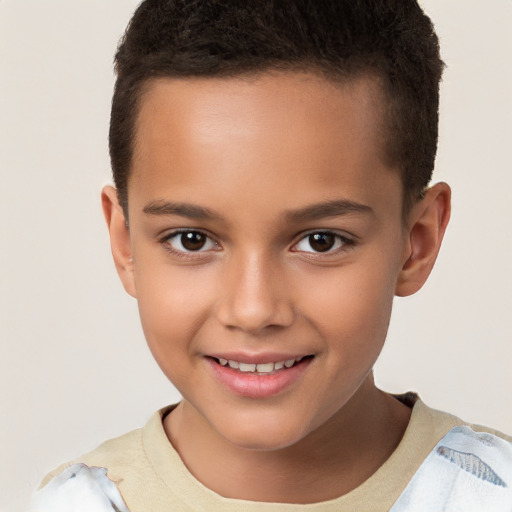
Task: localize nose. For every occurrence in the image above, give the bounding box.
[215,250,295,334]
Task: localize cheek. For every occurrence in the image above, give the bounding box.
[133,261,216,370]
[299,260,397,359]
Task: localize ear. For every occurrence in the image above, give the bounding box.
[101,185,137,297]
[395,182,451,297]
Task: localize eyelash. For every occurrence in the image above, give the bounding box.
[159,229,355,259]
[160,229,220,260]
[290,231,355,259]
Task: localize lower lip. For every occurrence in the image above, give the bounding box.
[207,357,312,399]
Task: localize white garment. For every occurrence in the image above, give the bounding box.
[391,425,512,511]
[29,464,130,512]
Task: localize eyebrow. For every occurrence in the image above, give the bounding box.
[143,200,223,220]
[284,199,373,222]
[142,198,373,223]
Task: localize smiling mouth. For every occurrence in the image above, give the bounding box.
[210,355,314,375]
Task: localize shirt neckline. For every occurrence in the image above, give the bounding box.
[142,397,461,510]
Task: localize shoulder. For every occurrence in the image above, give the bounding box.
[32,406,178,512]
[411,397,512,443]
[30,463,132,512]
[391,398,512,511]
[38,424,144,489]
[462,420,512,444]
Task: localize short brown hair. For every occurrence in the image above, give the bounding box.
[110,0,444,215]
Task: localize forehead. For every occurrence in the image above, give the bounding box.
[129,72,401,219]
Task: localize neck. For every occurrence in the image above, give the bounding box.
[164,377,411,504]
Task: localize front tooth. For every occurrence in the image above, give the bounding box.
[228,360,240,369]
[284,359,295,368]
[274,361,285,370]
[239,362,257,372]
[218,358,228,366]
[256,362,274,373]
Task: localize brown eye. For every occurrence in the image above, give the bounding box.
[181,232,207,251]
[294,231,350,254]
[165,230,217,253]
[308,233,335,252]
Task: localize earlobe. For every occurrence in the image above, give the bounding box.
[101,186,137,298]
[395,182,451,297]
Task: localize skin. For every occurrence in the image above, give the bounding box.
[102,72,450,503]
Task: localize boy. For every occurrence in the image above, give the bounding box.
[31,0,512,510]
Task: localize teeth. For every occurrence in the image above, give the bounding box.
[256,362,274,373]
[217,356,308,373]
[239,362,257,372]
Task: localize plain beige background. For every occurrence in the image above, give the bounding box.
[1,1,511,511]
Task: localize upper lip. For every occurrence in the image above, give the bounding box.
[206,352,313,364]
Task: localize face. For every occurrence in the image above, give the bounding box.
[119,72,411,450]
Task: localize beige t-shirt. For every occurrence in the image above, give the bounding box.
[38,397,511,511]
